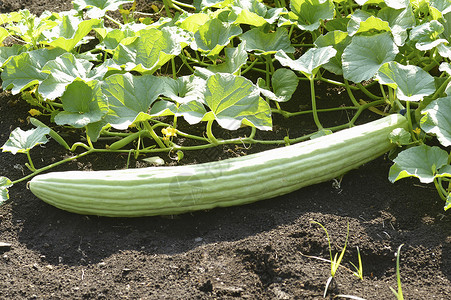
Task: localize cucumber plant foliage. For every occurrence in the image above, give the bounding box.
[0,0,450,212]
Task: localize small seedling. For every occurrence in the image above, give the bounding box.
[390,244,405,300]
[350,246,364,280]
[310,220,349,298]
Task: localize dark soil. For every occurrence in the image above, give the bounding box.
[0,1,450,299]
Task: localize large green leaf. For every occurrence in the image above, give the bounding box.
[54,80,108,128]
[314,30,352,75]
[347,11,391,36]
[191,18,242,58]
[287,0,335,31]
[342,32,398,83]
[240,27,294,55]
[275,46,337,79]
[421,96,451,146]
[111,27,182,74]
[258,68,299,102]
[102,73,165,129]
[179,13,210,33]
[376,61,435,101]
[409,20,447,51]
[202,73,272,130]
[41,16,101,52]
[160,75,206,104]
[1,48,66,94]
[1,126,50,154]
[0,44,27,67]
[207,41,248,74]
[230,0,268,26]
[39,53,108,100]
[73,0,134,18]
[389,144,449,183]
[150,100,207,125]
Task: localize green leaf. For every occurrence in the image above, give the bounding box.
[150,100,207,125]
[111,27,182,74]
[257,69,299,102]
[1,126,50,154]
[97,27,137,51]
[446,193,451,211]
[41,16,101,52]
[207,41,248,74]
[0,44,27,67]
[376,62,435,101]
[384,0,410,9]
[389,127,411,145]
[202,73,272,130]
[421,96,451,147]
[179,13,210,33]
[194,0,233,11]
[288,0,335,31]
[0,177,13,204]
[102,73,165,129]
[1,48,66,94]
[161,75,206,104]
[55,80,108,128]
[275,46,337,79]
[39,53,107,100]
[240,27,294,55]
[348,13,391,36]
[191,18,242,58]
[342,32,398,83]
[73,0,134,18]
[389,144,449,183]
[314,30,352,75]
[409,20,447,51]
[231,0,268,26]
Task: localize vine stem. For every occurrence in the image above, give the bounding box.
[12,149,94,185]
[310,77,323,130]
[143,122,166,148]
[206,120,220,145]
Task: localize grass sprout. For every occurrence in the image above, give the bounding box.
[349,246,364,280]
[310,220,350,298]
[389,244,405,300]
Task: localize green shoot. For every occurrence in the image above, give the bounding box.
[389,244,404,300]
[310,221,349,298]
[349,246,364,280]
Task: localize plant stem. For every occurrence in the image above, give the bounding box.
[310,77,323,130]
[206,120,220,145]
[143,122,166,148]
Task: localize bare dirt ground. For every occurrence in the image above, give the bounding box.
[0,1,450,299]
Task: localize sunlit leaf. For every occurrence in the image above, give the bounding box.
[54,80,108,128]
[0,44,27,67]
[314,30,351,75]
[288,0,335,31]
[160,75,206,104]
[376,61,435,101]
[1,48,66,94]
[389,144,449,183]
[191,18,242,58]
[1,126,50,154]
[73,0,134,18]
[202,73,272,130]
[111,27,182,74]
[421,96,451,146]
[41,16,101,51]
[240,27,294,55]
[275,46,337,79]
[150,100,207,125]
[102,73,165,129]
[208,41,248,74]
[409,20,447,51]
[179,13,210,33]
[39,53,108,100]
[342,32,398,83]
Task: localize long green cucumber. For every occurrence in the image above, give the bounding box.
[29,114,407,217]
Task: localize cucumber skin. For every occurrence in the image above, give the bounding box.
[29,114,408,217]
